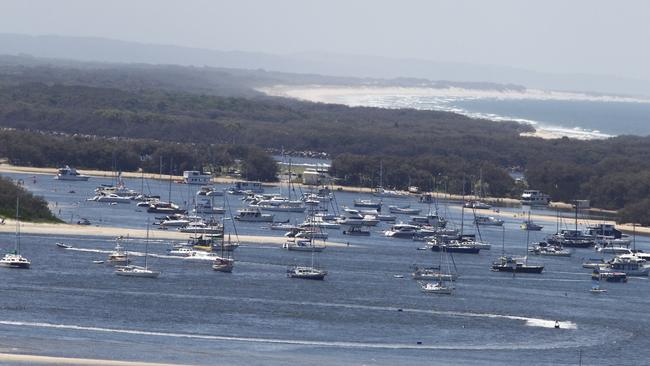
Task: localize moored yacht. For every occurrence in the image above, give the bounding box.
[520,190,551,206]
[0,198,30,269]
[234,207,274,222]
[55,166,90,181]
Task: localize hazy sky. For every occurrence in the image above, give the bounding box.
[2,0,649,80]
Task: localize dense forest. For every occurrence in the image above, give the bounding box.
[2,58,650,223]
[0,176,60,222]
[0,129,278,182]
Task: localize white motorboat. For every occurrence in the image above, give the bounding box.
[295,230,329,240]
[608,255,649,276]
[353,199,382,209]
[419,281,453,294]
[299,219,340,230]
[384,224,420,239]
[55,165,90,181]
[474,215,504,226]
[529,242,572,257]
[197,186,224,197]
[235,208,274,222]
[283,239,326,252]
[183,251,221,261]
[168,246,194,257]
[183,171,212,185]
[520,190,550,206]
[258,201,306,213]
[373,187,407,198]
[596,246,632,255]
[193,200,225,215]
[159,218,191,228]
[270,223,299,231]
[91,194,132,204]
[179,222,223,234]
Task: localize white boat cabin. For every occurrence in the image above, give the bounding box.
[183,171,212,185]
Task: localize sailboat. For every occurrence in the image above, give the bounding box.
[372,160,406,198]
[115,221,160,278]
[213,194,237,273]
[419,247,454,294]
[590,268,607,293]
[287,208,328,280]
[491,225,544,274]
[284,205,326,252]
[0,197,31,269]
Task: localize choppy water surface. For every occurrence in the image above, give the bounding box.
[0,172,648,365]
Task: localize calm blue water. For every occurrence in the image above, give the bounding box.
[1,172,649,365]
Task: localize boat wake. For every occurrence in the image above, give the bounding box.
[0,320,579,350]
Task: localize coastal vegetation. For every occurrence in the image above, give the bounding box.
[0,176,61,222]
[1,59,650,222]
[0,129,278,182]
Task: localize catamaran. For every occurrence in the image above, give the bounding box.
[0,197,31,269]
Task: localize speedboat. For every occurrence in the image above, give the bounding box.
[197,186,224,197]
[168,246,195,257]
[115,265,160,278]
[54,166,90,181]
[463,201,492,209]
[286,265,327,280]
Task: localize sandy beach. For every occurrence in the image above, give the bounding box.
[0,353,189,366]
[0,219,349,247]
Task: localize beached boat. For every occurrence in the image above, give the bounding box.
[520,190,550,206]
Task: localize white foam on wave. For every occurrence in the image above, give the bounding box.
[260,85,630,140]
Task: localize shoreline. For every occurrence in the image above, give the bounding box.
[2,163,646,237]
[0,353,189,366]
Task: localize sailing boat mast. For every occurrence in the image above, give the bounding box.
[144,219,150,269]
[15,196,20,254]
